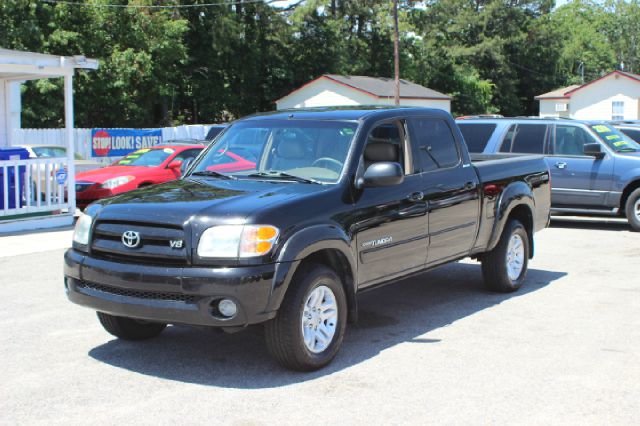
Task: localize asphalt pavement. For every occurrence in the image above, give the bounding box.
[1,217,639,425]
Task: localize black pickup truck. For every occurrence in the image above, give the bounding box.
[65,107,550,371]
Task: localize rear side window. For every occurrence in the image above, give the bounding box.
[410,118,460,172]
[458,123,497,153]
[500,124,547,154]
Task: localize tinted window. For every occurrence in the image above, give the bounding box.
[501,124,547,153]
[552,125,593,156]
[499,125,517,152]
[411,118,459,172]
[619,128,640,143]
[458,123,496,153]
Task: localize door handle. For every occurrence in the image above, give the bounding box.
[463,181,475,190]
[555,162,567,169]
[407,191,424,202]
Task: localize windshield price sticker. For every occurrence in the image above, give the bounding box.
[592,125,610,133]
[606,135,620,140]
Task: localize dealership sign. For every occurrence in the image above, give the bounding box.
[91,128,163,157]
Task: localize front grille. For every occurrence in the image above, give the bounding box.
[91,220,188,265]
[77,281,197,303]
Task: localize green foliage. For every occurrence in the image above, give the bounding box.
[1,0,639,126]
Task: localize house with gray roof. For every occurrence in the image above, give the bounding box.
[276,74,451,112]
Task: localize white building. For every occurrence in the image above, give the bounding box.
[276,74,451,112]
[536,70,640,120]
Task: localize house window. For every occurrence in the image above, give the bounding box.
[612,101,624,120]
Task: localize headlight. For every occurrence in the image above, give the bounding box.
[101,176,135,189]
[197,225,279,258]
[73,213,93,246]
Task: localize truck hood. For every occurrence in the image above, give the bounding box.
[92,177,328,227]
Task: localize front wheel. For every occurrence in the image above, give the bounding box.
[265,264,347,371]
[625,188,640,232]
[481,220,530,293]
[97,312,166,340]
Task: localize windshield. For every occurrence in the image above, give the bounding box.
[115,148,174,166]
[189,120,358,183]
[589,124,640,152]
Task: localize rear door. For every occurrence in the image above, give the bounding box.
[410,117,481,265]
[353,119,429,287]
[547,124,614,207]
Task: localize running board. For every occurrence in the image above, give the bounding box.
[551,207,619,216]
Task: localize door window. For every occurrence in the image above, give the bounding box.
[410,118,459,172]
[457,123,496,153]
[500,124,547,153]
[363,120,413,174]
[552,125,593,156]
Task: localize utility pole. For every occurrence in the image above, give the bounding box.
[393,0,400,105]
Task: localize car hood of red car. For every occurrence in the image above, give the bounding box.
[75,165,155,183]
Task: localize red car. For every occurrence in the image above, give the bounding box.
[75,145,204,209]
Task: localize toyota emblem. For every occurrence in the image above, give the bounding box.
[122,230,141,248]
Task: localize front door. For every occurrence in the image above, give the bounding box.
[547,124,614,207]
[353,120,429,287]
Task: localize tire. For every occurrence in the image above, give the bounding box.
[97,312,166,340]
[481,220,530,293]
[265,264,347,371]
[625,188,640,232]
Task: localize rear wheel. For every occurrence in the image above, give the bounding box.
[97,312,166,340]
[625,188,640,232]
[265,264,347,371]
[481,220,530,293]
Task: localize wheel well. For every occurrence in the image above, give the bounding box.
[621,180,640,216]
[138,182,153,188]
[298,249,357,323]
[507,204,534,258]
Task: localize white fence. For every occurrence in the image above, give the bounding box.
[0,158,69,217]
[11,124,217,161]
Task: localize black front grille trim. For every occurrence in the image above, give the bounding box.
[77,281,197,303]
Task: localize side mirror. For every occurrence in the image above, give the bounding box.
[584,143,605,159]
[356,162,404,189]
[168,160,183,170]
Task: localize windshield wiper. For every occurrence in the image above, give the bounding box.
[246,171,320,184]
[190,170,236,180]
[618,148,639,152]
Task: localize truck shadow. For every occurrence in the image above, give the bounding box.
[88,262,565,388]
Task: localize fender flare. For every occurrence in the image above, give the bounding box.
[266,225,357,314]
[486,181,535,253]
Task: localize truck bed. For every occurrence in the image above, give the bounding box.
[470,153,551,255]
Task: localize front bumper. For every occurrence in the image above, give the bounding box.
[64,249,282,327]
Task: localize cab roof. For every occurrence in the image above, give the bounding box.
[239,106,452,122]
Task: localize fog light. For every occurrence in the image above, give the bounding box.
[218,299,237,318]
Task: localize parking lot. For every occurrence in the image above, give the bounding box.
[1,217,639,425]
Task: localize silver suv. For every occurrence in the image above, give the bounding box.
[457,118,640,231]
